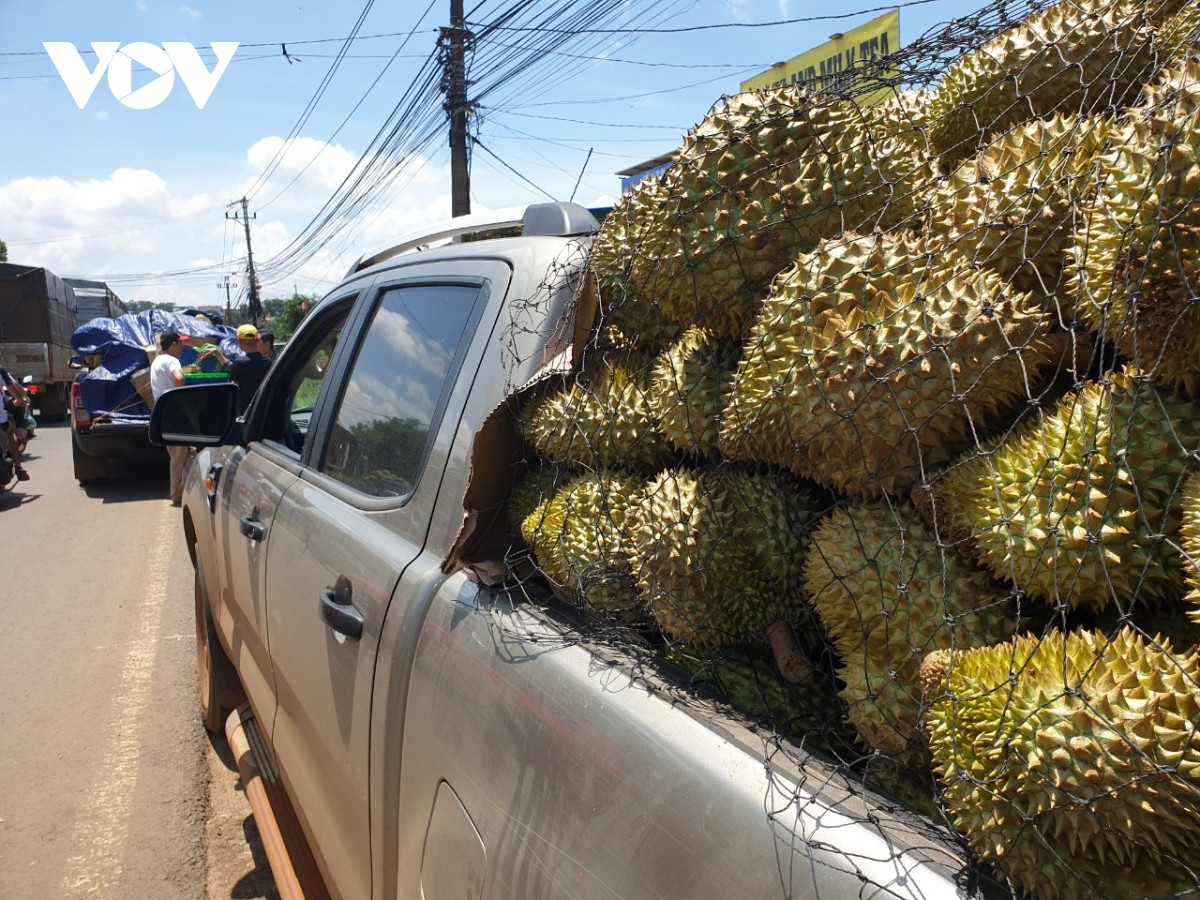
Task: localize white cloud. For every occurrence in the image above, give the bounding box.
[0,137,463,310]
[180,5,201,19]
[136,1,149,12]
[241,136,363,212]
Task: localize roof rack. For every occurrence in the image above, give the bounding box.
[346,201,600,277]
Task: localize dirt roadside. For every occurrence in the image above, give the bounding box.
[205,733,279,900]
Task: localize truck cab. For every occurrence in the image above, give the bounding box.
[151,202,982,900]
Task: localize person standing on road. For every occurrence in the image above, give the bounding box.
[150,331,189,506]
[226,324,273,415]
[257,330,276,360]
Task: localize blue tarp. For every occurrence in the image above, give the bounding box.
[71,310,242,420]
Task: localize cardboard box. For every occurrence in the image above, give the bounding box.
[130,367,154,407]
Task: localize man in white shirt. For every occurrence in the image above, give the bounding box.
[150,331,189,505]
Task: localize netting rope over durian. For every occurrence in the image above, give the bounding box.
[481,1,1200,897]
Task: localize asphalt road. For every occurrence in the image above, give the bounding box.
[0,420,278,900]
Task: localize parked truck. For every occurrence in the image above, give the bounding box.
[70,309,238,483]
[0,262,77,420]
[65,277,127,327]
[149,203,990,900]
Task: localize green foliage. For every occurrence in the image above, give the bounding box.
[332,415,429,496]
[0,238,7,262]
[126,300,175,314]
[274,294,313,339]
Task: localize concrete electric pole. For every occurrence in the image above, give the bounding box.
[218,275,236,323]
[227,198,261,325]
[443,0,472,218]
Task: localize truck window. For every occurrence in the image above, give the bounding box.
[320,283,481,498]
[263,304,353,456]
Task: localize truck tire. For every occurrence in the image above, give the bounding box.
[195,566,242,734]
[72,438,110,483]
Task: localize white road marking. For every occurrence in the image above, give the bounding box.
[61,506,176,895]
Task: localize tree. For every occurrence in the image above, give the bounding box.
[0,238,7,262]
[274,293,313,339]
[126,300,175,314]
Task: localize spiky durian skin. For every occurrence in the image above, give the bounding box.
[520,352,676,471]
[926,0,1161,166]
[520,470,650,625]
[1156,11,1200,63]
[628,465,818,651]
[1071,57,1200,393]
[1181,470,1200,624]
[719,231,1058,498]
[802,501,1014,764]
[941,369,1200,612]
[594,85,931,344]
[648,326,740,457]
[924,113,1113,296]
[591,173,687,349]
[923,628,1200,900]
[507,464,567,540]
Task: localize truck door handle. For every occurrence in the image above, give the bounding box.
[240,516,264,542]
[319,580,364,641]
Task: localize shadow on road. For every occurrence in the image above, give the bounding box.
[206,730,281,900]
[81,458,173,503]
[0,488,37,509]
[207,728,239,774]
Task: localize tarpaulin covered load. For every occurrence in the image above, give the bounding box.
[71,310,241,421]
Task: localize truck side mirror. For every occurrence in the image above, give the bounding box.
[150,382,240,447]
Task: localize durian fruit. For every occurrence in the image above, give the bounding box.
[719,230,1060,498]
[590,172,686,348]
[922,628,1200,900]
[924,112,1114,296]
[507,463,566,540]
[668,645,854,754]
[521,351,675,471]
[648,326,740,457]
[1156,10,1200,63]
[627,465,818,652]
[926,0,1165,167]
[940,368,1200,612]
[803,501,1015,765]
[520,469,651,625]
[594,84,932,344]
[1180,469,1200,624]
[1071,57,1200,394]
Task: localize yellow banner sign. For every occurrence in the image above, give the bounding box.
[740,9,900,97]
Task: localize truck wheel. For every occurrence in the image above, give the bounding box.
[72,438,110,483]
[195,566,241,734]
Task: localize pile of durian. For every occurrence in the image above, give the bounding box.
[506,1,1200,897]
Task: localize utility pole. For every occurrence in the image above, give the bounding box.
[442,0,472,217]
[227,198,261,325]
[218,275,235,323]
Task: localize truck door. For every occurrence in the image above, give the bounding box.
[212,297,356,724]
[262,278,489,898]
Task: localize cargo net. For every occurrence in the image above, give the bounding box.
[487,1,1200,897]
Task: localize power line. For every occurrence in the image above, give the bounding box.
[470,136,556,201]
[243,0,380,201]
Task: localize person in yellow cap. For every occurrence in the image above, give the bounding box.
[226,323,273,415]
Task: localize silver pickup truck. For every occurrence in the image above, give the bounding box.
[150,202,990,900]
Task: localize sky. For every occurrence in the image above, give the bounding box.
[0,0,992,315]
